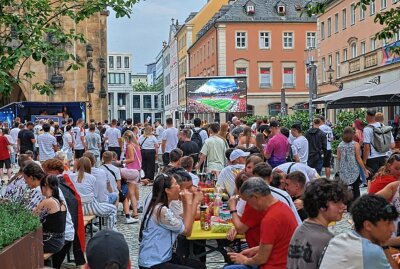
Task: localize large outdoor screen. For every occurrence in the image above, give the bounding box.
[186,76,247,113]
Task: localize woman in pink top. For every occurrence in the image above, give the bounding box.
[123,130,141,219]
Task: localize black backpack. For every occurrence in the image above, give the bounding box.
[191,129,203,150]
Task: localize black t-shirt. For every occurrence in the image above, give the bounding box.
[18,129,35,153]
[179,141,200,162]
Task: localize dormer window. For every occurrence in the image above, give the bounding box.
[247,5,255,14]
[277,5,286,15]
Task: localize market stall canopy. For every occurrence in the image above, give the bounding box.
[313,78,400,108]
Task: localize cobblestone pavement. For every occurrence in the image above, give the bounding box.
[60,185,365,269]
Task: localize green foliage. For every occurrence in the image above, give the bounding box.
[305,1,400,55]
[279,111,312,134]
[331,110,366,152]
[240,115,266,126]
[0,0,139,96]
[0,201,41,251]
[132,81,159,92]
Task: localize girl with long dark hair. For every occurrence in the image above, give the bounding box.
[138,173,198,269]
[36,175,67,253]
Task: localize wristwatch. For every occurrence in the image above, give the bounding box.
[230,210,238,214]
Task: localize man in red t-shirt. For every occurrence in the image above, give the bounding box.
[0,132,11,180]
[227,177,298,269]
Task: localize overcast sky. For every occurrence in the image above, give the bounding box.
[107,0,206,73]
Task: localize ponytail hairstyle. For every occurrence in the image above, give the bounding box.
[40,175,63,205]
[139,173,175,242]
[22,162,46,181]
[77,157,91,183]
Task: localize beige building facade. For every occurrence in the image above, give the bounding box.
[7,12,109,122]
[317,0,400,121]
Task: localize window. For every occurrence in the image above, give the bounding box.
[259,32,270,49]
[154,113,162,123]
[343,48,348,61]
[322,57,326,82]
[143,95,152,109]
[108,73,125,85]
[351,43,357,58]
[351,4,356,25]
[306,32,316,48]
[342,8,347,30]
[381,0,387,9]
[124,57,129,69]
[334,13,339,33]
[118,110,126,121]
[117,93,126,106]
[283,67,295,87]
[361,41,366,54]
[336,52,341,78]
[360,5,365,20]
[321,22,325,40]
[133,95,140,109]
[236,67,247,75]
[117,56,121,68]
[370,0,376,15]
[154,95,159,109]
[161,94,164,108]
[327,18,332,37]
[108,93,112,106]
[259,67,271,88]
[133,113,141,124]
[283,32,294,49]
[277,5,286,15]
[370,37,376,50]
[128,73,131,85]
[382,38,388,47]
[246,5,255,13]
[236,32,247,48]
[109,56,114,68]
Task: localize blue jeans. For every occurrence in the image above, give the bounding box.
[223,265,258,269]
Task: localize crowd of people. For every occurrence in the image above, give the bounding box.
[0,107,399,269]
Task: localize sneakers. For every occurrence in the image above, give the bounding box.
[125,216,139,224]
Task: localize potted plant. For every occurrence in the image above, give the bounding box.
[0,201,42,269]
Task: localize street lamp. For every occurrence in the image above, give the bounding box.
[326,65,344,91]
[305,47,317,128]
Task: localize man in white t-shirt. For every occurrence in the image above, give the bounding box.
[363,109,395,179]
[105,119,122,160]
[37,123,58,162]
[62,125,74,164]
[161,118,179,166]
[291,123,309,164]
[273,162,319,183]
[155,121,165,155]
[318,115,334,179]
[72,119,86,159]
[216,149,248,197]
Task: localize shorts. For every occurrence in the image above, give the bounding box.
[74,149,85,159]
[108,193,118,204]
[323,150,332,167]
[0,158,11,169]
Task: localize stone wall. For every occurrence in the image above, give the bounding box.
[16,12,109,122]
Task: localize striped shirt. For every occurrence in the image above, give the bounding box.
[37,132,57,161]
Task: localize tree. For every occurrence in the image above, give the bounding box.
[0,0,139,96]
[305,0,400,54]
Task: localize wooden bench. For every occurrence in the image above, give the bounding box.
[44,253,53,267]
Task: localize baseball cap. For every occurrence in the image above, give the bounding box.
[230,149,250,161]
[86,229,129,269]
[269,121,280,127]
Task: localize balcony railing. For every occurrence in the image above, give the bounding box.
[339,49,384,77]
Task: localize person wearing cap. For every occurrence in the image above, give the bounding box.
[216,149,248,197]
[85,229,131,269]
[264,121,289,168]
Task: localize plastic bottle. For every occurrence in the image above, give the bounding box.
[213,194,222,217]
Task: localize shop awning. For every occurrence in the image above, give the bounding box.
[313,78,400,108]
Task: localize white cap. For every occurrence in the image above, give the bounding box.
[230,149,250,161]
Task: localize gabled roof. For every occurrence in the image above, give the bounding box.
[216,0,316,23]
